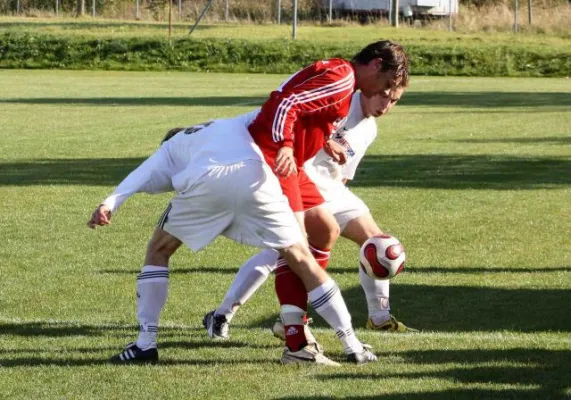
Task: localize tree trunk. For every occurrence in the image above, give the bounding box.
[76,0,85,16]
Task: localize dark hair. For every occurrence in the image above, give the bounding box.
[353,40,410,88]
[161,127,184,143]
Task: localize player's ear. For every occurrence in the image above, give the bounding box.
[372,58,383,73]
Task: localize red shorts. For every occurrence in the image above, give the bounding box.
[279,168,324,213]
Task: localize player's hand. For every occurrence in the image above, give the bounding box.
[324,140,347,165]
[87,204,112,229]
[275,146,297,177]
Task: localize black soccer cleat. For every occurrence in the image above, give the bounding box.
[347,344,379,365]
[109,342,158,364]
[203,310,229,340]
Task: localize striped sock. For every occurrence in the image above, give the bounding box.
[136,265,169,348]
[309,278,363,355]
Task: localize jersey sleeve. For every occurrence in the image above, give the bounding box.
[342,120,378,181]
[271,62,355,148]
[101,146,175,212]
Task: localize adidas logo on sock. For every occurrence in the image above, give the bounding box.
[286,326,299,336]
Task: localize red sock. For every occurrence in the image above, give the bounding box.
[275,260,308,352]
[309,243,331,269]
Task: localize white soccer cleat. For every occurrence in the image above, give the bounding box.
[280,343,341,366]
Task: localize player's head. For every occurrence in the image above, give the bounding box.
[360,86,405,118]
[352,40,409,98]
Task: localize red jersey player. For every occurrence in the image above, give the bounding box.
[245,40,410,363]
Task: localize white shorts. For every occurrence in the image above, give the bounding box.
[324,185,369,232]
[159,160,304,251]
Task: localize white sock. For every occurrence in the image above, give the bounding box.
[359,267,391,325]
[216,249,278,322]
[308,279,363,355]
[136,265,169,348]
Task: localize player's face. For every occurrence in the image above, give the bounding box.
[361,87,404,118]
[358,59,398,99]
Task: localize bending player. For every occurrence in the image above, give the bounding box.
[87,116,375,366]
[204,86,415,347]
[240,40,409,364]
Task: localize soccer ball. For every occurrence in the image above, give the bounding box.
[359,234,406,280]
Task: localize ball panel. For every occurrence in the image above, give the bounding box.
[363,243,391,279]
[359,235,406,281]
[385,244,404,260]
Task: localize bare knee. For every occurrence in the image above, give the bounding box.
[144,228,182,267]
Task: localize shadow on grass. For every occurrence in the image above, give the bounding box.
[453,136,571,145]
[2,153,569,189]
[398,91,571,108]
[99,267,240,275]
[0,321,201,337]
[0,321,277,367]
[350,154,570,189]
[309,348,571,400]
[0,96,266,107]
[0,356,277,368]
[302,283,571,333]
[2,91,570,109]
[326,266,571,275]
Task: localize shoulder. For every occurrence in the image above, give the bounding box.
[313,58,354,78]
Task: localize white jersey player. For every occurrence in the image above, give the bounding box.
[87,115,379,366]
[204,87,416,344]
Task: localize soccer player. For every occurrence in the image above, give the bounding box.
[87,115,376,366]
[241,40,409,362]
[204,87,415,348]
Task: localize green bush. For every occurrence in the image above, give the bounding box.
[1,32,569,76]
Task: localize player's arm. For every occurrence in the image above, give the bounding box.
[273,62,355,176]
[87,145,174,229]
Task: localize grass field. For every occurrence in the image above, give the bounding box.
[1,17,570,49]
[0,70,570,399]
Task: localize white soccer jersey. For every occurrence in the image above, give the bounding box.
[101,116,264,212]
[304,93,377,201]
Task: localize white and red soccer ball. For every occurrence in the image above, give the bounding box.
[359,234,406,280]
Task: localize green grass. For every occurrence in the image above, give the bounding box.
[1,16,570,49]
[0,70,570,399]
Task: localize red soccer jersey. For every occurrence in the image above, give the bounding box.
[248,58,356,168]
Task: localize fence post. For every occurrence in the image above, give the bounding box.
[527,0,532,24]
[390,0,398,27]
[136,0,140,19]
[292,0,297,39]
[179,0,182,19]
[277,0,281,24]
[328,0,332,24]
[168,0,172,38]
[448,0,452,31]
[56,0,59,16]
[514,0,518,32]
[92,0,95,17]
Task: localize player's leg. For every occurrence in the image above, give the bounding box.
[110,211,183,364]
[204,248,278,339]
[341,212,415,332]
[228,162,376,364]
[277,242,375,364]
[274,172,342,354]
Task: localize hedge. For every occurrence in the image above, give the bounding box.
[1,32,569,76]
